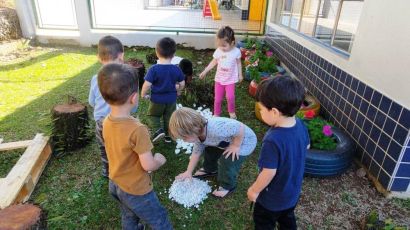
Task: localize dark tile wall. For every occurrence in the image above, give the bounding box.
[265,27,410,192]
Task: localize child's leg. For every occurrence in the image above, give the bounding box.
[147,101,166,133]
[109,181,141,229]
[276,207,297,229]
[201,146,224,173]
[95,120,108,177]
[163,102,177,136]
[225,83,236,117]
[213,82,225,116]
[253,202,279,230]
[217,155,246,190]
[124,191,172,230]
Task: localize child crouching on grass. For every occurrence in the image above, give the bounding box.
[247,76,310,230]
[98,63,172,230]
[169,107,257,198]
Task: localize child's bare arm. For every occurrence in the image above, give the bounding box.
[140,81,152,98]
[247,168,277,202]
[139,152,166,171]
[237,58,243,82]
[199,59,217,79]
[178,80,185,91]
[223,124,244,161]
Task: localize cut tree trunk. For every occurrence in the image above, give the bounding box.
[125,58,146,89]
[0,204,47,230]
[51,102,90,154]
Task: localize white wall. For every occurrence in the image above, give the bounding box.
[266,0,410,109]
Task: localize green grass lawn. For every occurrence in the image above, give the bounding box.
[0,45,267,229]
[2,44,409,229]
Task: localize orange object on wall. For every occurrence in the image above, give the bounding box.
[249,0,267,21]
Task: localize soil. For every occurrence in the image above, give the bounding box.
[297,164,410,229]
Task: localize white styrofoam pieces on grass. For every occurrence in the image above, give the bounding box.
[168,178,212,208]
[174,104,213,155]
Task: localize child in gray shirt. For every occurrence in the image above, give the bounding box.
[169,107,257,198]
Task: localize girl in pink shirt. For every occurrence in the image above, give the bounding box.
[199,26,243,119]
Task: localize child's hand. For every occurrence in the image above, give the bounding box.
[199,71,206,79]
[154,153,166,166]
[175,171,192,181]
[247,187,259,202]
[223,144,240,161]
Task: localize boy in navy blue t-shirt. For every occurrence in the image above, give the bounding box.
[141,37,185,143]
[247,76,310,230]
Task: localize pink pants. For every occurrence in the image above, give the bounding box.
[214,82,235,116]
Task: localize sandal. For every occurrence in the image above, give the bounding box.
[192,168,217,179]
[212,186,236,199]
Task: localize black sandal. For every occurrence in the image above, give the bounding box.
[192,168,217,179]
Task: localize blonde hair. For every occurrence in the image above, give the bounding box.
[169,107,207,140]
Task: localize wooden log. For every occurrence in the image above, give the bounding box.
[51,102,91,154]
[125,58,146,89]
[0,140,32,152]
[0,204,46,229]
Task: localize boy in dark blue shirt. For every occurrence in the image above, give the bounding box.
[141,37,185,143]
[247,76,310,230]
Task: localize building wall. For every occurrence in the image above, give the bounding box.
[266,0,410,194]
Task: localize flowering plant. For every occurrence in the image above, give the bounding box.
[297,111,337,150]
[246,50,279,83]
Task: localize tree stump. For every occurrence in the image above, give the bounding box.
[125,58,146,89]
[51,102,91,155]
[0,204,47,229]
[145,52,158,64]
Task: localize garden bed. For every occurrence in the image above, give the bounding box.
[0,43,409,229]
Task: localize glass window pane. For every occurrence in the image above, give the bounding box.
[299,0,320,36]
[315,0,340,45]
[289,0,303,30]
[35,0,77,29]
[280,0,293,26]
[332,0,364,52]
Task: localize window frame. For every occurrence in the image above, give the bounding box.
[32,0,78,30]
[276,0,364,55]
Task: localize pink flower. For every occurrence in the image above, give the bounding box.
[304,110,315,119]
[266,51,273,57]
[322,125,333,137]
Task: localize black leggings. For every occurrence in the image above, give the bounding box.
[253,202,297,230]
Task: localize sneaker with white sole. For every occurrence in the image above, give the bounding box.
[152,128,165,143]
[164,136,172,143]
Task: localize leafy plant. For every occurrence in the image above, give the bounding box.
[363,210,407,230]
[297,112,337,151]
[178,78,214,108]
[246,50,279,83]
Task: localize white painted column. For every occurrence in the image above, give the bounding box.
[14,0,36,38]
[73,0,93,46]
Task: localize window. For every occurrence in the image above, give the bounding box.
[332,0,364,52]
[290,0,303,30]
[276,0,364,53]
[33,0,78,29]
[299,0,321,36]
[315,0,340,45]
[280,0,293,26]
